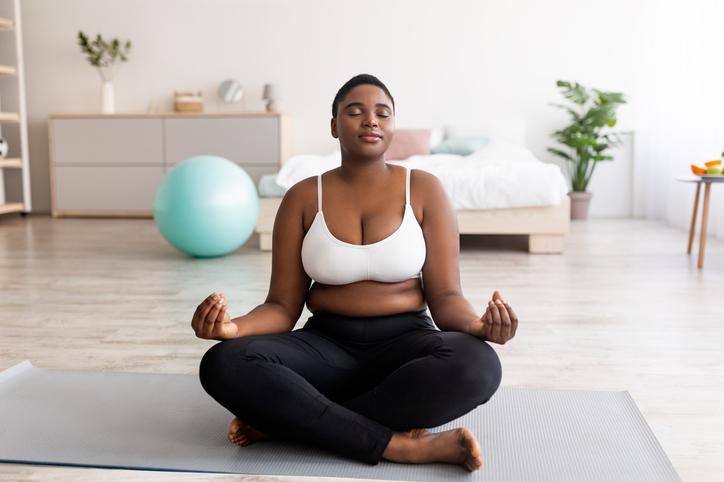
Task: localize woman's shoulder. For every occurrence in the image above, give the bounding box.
[283,175,317,201]
[407,168,442,193]
[407,169,447,214]
[405,166,435,181]
[278,175,320,224]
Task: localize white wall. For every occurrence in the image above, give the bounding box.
[16,0,638,213]
[14,0,724,232]
[630,1,724,238]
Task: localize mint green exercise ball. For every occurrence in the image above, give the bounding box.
[154,155,259,258]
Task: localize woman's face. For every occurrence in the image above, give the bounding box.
[331,84,395,159]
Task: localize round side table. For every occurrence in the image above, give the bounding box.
[677,176,724,269]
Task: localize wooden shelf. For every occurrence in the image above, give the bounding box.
[0,158,22,168]
[0,17,15,30]
[0,3,30,213]
[0,202,24,215]
[0,65,17,76]
[0,112,19,122]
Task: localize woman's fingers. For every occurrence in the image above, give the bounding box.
[204,299,223,331]
[215,301,227,323]
[496,299,512,341]
[213,300,228,335]
[488,301,502,342]
[192,293,218,334]
[505,302,518,338]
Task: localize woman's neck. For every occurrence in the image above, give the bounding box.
[338,157,389,187]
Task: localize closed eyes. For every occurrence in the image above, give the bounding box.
[348,112,390,118]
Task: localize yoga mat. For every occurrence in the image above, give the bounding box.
[0,361,680,481]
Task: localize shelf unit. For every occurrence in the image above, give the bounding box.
[0,0,31,216]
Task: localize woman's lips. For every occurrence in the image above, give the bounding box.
[360,135,382,143]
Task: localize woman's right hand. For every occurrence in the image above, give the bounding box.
[191,292,239,341]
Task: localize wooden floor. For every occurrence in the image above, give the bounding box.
[0,215,722,482]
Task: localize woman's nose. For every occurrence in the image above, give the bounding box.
[363,116,378,127]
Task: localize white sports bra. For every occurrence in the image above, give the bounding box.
[301,167,426,285]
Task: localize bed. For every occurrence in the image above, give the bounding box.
[255,126,571,254]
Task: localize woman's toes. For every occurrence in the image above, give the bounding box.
[464,455,482,472]
[227,418,241,437]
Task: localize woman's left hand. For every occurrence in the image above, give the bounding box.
[472,290,518,345]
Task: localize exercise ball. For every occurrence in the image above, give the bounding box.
[154,155,259,258]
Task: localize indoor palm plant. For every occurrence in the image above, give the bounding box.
[77,31,132,114]
[548,80,626,219]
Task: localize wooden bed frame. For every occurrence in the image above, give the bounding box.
[255,196,570,254]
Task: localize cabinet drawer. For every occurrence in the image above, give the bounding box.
[51,118,163,165]
[53,166,164,212]
[241,165,281,185]
[164,117,280,166]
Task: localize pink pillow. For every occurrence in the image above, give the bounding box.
[385,129,431,161]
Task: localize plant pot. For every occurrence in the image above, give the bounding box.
[569,191,592,220]
[101,80,115,114]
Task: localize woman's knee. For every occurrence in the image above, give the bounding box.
[444,333,502,403]
[199,341,228,395]
[198,335,286,395]
[471,340,502,402]
[199,337,254,395]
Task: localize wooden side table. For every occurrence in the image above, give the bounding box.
[678,176,724,268]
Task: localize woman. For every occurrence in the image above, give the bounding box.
[195,74,518,472]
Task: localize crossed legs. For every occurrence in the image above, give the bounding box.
[199,325,501,466]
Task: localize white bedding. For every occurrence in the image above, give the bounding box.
[274,140,568,209]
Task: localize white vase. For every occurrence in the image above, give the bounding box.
[101,80,115,114]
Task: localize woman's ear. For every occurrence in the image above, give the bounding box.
[330,117,338,139]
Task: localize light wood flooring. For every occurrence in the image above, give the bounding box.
[0,215,722,482]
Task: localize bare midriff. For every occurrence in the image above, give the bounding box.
[306,277,427,317]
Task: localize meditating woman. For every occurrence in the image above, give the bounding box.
[195,74,518,472]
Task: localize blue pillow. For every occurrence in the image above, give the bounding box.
[431,136,489,155]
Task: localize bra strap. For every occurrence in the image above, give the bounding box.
[405,168,411,205]
[317,174,323,212]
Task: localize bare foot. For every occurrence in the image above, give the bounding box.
[404,428,429,438]
[227,417,271,447]
[383,427,482,472]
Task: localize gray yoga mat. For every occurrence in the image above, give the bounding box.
[0,360,680,481]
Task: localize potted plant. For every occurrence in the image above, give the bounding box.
[77,31,132,114]
[548,80,626,219]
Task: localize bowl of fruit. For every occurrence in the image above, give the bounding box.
[691,160,723,177]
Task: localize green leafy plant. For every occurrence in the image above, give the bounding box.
[77,31,131,78]
[548,80,627,192]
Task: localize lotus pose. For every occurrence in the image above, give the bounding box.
[195,74,518,471]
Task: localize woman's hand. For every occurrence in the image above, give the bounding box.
[474,290,518,345]
[191,292,239,341]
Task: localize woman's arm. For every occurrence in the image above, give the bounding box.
[230,181,312,337]
[417,171,517,343]
[416,171,481,335]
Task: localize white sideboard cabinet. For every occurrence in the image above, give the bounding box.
[49,112,289,217]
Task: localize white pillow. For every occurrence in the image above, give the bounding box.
[445,119,527,147]
[429,126,445,149]
[470,138,540,163]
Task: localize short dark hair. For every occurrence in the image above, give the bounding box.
[332,74,395,118]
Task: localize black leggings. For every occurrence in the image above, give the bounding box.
[199,309,502,465]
